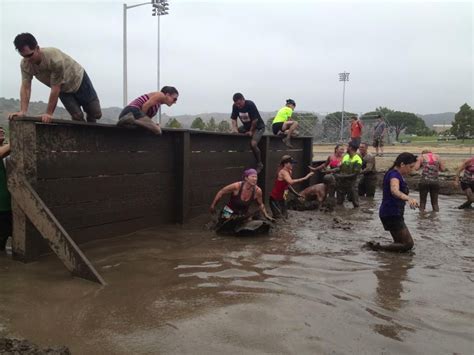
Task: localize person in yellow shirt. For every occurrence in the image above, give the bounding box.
[271,99,299,148]
[335,142,362,208]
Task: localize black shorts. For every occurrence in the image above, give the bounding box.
[460,181,474,191]
[119,106,147,120]
[59,71,101,117]
[272,122,284,135]
[380,215,406,232]
[0,210,12,249]
[238,126,265,143]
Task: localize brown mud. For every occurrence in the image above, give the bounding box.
[0,192,473,354]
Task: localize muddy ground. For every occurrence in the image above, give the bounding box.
[0,191,472,354]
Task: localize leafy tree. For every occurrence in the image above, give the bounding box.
[205,117,218,132]
[165,118,182,129]
[190,116,205,130]
[384,111,432,141]
[450,103,473,141]
[217,120,231,133]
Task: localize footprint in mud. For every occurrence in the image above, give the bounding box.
[332,217,353,230]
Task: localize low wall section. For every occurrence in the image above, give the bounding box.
[9,118,312,260]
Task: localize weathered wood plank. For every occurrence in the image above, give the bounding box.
[37,152,175,178]
[8,177,105,285]
[190,134,253,152]
[50,193,175,230]
[35,173,175,206]
[268,136,304,151]
[190,151,255,171]
[36,124,177,153]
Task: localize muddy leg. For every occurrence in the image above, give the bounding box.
[135,117,162,135]
[369,228,414,253]
[418,181,428,212]
[430,182,440,212]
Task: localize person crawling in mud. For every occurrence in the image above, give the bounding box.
[366,153,419,252]
[270,155,314,218]
[286,183,327,211]
[454,156,474,209]
[309,144,345,208]
[117,86,179,135]
[209,169,273,235]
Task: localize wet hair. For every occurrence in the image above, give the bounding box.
[359,142,369,148]
[334,144,343,153]
[233,93,244,102]
[351,116,357,120]
[161,86,179,96]
[14,33,38,51]
[377,114,382,119]
[389,152,418,171]
[348,142,358,151]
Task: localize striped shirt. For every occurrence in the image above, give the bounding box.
[128,94,160,118]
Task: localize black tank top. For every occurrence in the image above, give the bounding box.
[227,182,256,215]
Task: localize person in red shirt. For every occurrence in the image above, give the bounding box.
[269,155,313,218]
[349,116,363,148]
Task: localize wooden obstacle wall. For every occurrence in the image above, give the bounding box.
[8,118,313,263]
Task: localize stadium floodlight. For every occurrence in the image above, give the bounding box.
[338,71,350,141]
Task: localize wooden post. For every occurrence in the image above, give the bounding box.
[176,131,190,223]
[259,135,270,199]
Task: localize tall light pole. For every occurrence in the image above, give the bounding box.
[338,71,350,141]
[123,0,170,113]
[152,0,169,124]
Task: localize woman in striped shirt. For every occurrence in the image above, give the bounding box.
[117,86,179,135]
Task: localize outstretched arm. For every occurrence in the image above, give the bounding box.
[281,169,314,185]
[210,182,239,213]
[0,144,10,159]
[255,188,273,220]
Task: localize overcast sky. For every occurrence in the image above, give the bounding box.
[0,0,472,116]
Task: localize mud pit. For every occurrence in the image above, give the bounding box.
[0,192,472,354]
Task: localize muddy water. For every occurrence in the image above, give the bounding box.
[0,192,473,354]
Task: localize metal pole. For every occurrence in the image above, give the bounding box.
[340,78,346,141]
[123,3,128,107]
[157,13,161,124]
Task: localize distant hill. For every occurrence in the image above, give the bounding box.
[418,112,455,127]
[1,97,453,130]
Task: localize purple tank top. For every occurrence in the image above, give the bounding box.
[129,94,160,118]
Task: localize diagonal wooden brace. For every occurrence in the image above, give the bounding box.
[8,176,106,285]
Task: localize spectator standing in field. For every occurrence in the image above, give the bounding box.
[372,115,387,156]
[349,116,363,148]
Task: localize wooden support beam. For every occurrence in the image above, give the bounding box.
[8,176,105,285]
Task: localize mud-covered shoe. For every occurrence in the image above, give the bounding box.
[117,113,136,128]
[282,136,293,148]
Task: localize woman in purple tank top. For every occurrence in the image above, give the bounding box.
[366,153,419,252]
[117,86,179,135]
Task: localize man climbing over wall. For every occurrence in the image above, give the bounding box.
[230,93,266,173]
[8,33,102,123]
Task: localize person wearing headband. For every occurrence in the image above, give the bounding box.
[269,155,314,218]
[210,168,272,223]
[271,99,299,148]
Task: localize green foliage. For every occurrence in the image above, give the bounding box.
[450,103,473,141]
[384,111,432,141]
[165,118,182,129]
[205,117,218,132]
[217,120,231,133]
[190,116,206,130]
